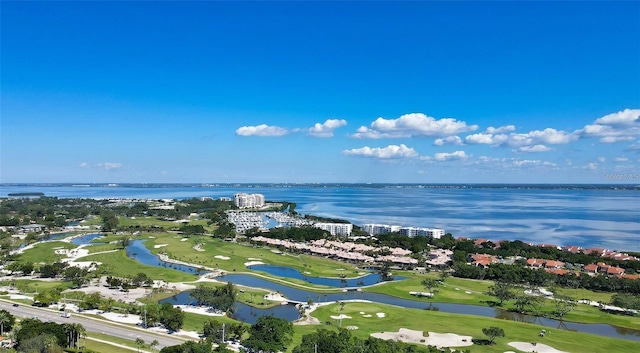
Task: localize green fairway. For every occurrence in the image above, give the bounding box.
[18,241,78,263]
[81,250,198,282]
[308,301,640,353]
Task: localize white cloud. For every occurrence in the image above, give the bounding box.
[236,124,289,137]
[512,159,556,167]
[518,145,552,153]
[614,157,629,162]
[509,128,579,146]
[421,150,469,162]
[597,157,606,162]
[433,136,463,146]
[79,162,89,168]
[583,163,598,170]
[433,150,469,161]
[307,119,347,138]
[486,125,516,134]
[351,113,478,139]
[342,144,418,159]
[465,133,509,145]
[96,162,122,170]
[580,109,640,143]
[594,108,640,125]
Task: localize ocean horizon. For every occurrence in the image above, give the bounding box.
[1,183,639,252]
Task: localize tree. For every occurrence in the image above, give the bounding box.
[244,316,293,352]
[554,294,577,318]
[0,309,15,335]
[101,210,119,232]
[482,326,505,345]
[63,323,85,349]
[487,281,516,306]
[377,261,393,281]
[135,337,146,353]
[420,278,440,298]
[149,339,160,353]
[159,303,184,332]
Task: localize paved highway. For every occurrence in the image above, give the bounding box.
[0,300,192,349]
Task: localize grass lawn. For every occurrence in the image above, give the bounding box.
[18,241,78,263]
[81,250,198,283]
[307,301,640,353]
[144,233,364,282]
[1,279,73,294]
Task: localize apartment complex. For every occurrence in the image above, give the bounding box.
[233,193,265,209]
[362,223,444,239]
[314,222,353,236]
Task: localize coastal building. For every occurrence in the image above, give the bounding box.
[313,222,353,237]
[233,193,265,209]
[362,224,401,235]
[362,223,444,239]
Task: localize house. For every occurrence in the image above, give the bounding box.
[544,260,565,269]
[526,258,545,268]
[606,266,625,276]
[584,264,599,274]
[470,253,499,268]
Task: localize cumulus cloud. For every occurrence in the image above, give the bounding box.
[236,124,289,137]
[584,163,598,170]
[433,150,469,161]
[597,157,606,162]
[342,144,418,159]
[307,119,347,138]
[518,144,552,153]
[79,162,89,168]
[351,113,478,139]
[465,133,509,145]
[594,108,640,125]
[486,125,516,134]
[614,157,629,162]
[433,136,464,146]
[421,150,469,162]
[580,109,640,143]
[509,128,579,146]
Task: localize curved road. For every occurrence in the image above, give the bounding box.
[0,300,192,349]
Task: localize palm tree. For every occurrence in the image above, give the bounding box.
[0,310,11,335]
[135,337,145,353]
[64,322,85,348]
[149,339,159,353]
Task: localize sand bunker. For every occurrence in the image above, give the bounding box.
[376,312,386,318]
[346,326,358,330]
[362,314,372,317]
[244,261,265,266]
[508,342,569,353]
[214,255,230,260]
[154,244,169,249]
[180,238,189,241]
[247,257,261,260]
[330,314,352,320]
[371,329,473,348]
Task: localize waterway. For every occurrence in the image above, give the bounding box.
[124,240,640,341]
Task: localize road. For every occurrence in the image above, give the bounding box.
[0,300,192,349]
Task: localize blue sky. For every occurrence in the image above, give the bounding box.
[1,1,639,183]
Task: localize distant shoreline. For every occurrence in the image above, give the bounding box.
[2,183,638,191]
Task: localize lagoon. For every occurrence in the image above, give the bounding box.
[125,239,640,341]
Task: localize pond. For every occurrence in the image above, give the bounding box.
[127,240,202,274]
[70,233,105,245]
[125,240,640,341]
[160,291,300,325]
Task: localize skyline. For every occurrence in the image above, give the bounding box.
[1,1,639,184]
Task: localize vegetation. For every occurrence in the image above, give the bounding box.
[244,316,294,352]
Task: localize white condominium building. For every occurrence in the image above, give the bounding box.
[314,222,353,236]
[233,193,265,209]
[362,223,444,239]
[362,224,401,235]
